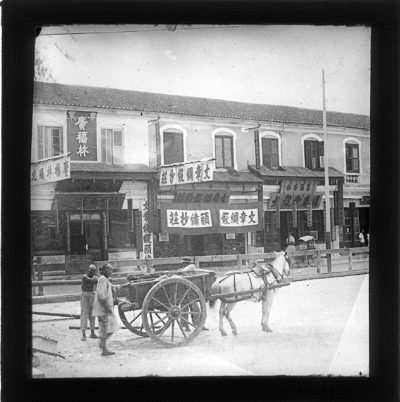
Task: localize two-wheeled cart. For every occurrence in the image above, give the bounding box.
[117,266,291,348]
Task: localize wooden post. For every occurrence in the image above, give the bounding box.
[348,248,353,271]
[237,254,242,271]
[37,264,44,296]
[316,249,321,274]
[146,258,152,273]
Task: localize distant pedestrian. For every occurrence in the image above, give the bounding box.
[366,232,369,247]
[286,233,296,246]
[80,264,99,341]
[92,263,133,356]
[359,229,365,247]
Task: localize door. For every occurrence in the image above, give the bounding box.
[191,235,205,256]
[85,220,103,260]
[70,221,86,254]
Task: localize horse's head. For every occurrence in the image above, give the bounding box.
[272,250,291,277]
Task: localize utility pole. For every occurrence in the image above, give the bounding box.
[322,69,332,272]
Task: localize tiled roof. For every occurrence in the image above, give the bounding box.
[70,162,156,180]
[34,82,370,130]
[212,170,263,184]
[248,165,344,178]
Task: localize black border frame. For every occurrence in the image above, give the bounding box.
[2,0,399,400]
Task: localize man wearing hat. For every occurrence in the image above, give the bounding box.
[80,264,99,341]
[178,257,209,331]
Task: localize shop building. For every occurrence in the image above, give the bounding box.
[31,83,157,272]
[31,82,370,270]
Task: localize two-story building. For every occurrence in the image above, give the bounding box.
[31,82,369,270]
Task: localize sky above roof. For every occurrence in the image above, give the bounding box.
[35,25,371,115]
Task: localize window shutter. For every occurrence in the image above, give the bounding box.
[59,127,63,154]
[304,141,312,169]
[215,136,223,168]
[223,136,233,167]
[101,128,106,162]
[37,125,43,160]
[318,141,324,156]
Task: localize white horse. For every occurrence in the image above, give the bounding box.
[210,251,291,336]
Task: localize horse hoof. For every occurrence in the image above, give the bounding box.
[232,331,238,336]
[221,332,227,336]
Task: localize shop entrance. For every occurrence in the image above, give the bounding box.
[191,235,205,256]
[70,213,104,260]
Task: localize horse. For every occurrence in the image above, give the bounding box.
[210,250,291,336]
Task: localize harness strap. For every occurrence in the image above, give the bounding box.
[246,272,253,290]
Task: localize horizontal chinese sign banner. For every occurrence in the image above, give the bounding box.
[219,208,258,227]
[280,178,318,194]
[174,190,230,204]
[31,154,71,185]
[267,193,323,210]
[159,160,215,186]
[160,202,262,235]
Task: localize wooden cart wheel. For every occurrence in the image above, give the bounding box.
[142,277,207,347]
[118,303,148,337]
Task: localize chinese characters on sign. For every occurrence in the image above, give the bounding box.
[219,208,259,227]
[174,191,230,203]
[166,209,213,228]
[268,193,323,210]
[141,200,154,259]
[67,111,97,161]
[31,154,71,185]
[280,178,318,194]
[159,160,215,186]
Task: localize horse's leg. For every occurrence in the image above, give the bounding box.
[261,289,276,332]
[219,301,228,336]
[224,303,238,336]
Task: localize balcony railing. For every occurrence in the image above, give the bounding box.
[345,174,359,184]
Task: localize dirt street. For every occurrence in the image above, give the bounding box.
[32,274,368,377]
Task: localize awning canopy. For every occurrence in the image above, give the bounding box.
[53,192,126,210]
[248,165,344,179]
[70,162,156,181]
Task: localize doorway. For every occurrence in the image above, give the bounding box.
[191,235,205,256]
[69,213,104,260]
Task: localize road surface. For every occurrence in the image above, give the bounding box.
[32,273,369,377]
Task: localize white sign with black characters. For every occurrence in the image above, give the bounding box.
[159,160,215,186]
[31,154,71,185]
[219,208,259,227]
[166,209,213,228]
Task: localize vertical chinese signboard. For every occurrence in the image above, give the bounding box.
[159,160,215,186]
[141,199,154,259]
[67,111,97,161]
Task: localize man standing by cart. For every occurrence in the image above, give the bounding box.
[92,263,132,356]
[80,264,99,341]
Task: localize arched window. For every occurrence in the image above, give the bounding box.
[161,126,185,165]
[212,128,236,169]
[343,138,361,173]
[302,134,324,171]
[260,131,281,168]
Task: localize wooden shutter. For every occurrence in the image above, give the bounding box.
[101,128,106,162]
[37,125,44,160]
[215,136,223,168]
[163,131,184,165]
[304,140,312,169]
[223,136,233,167]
